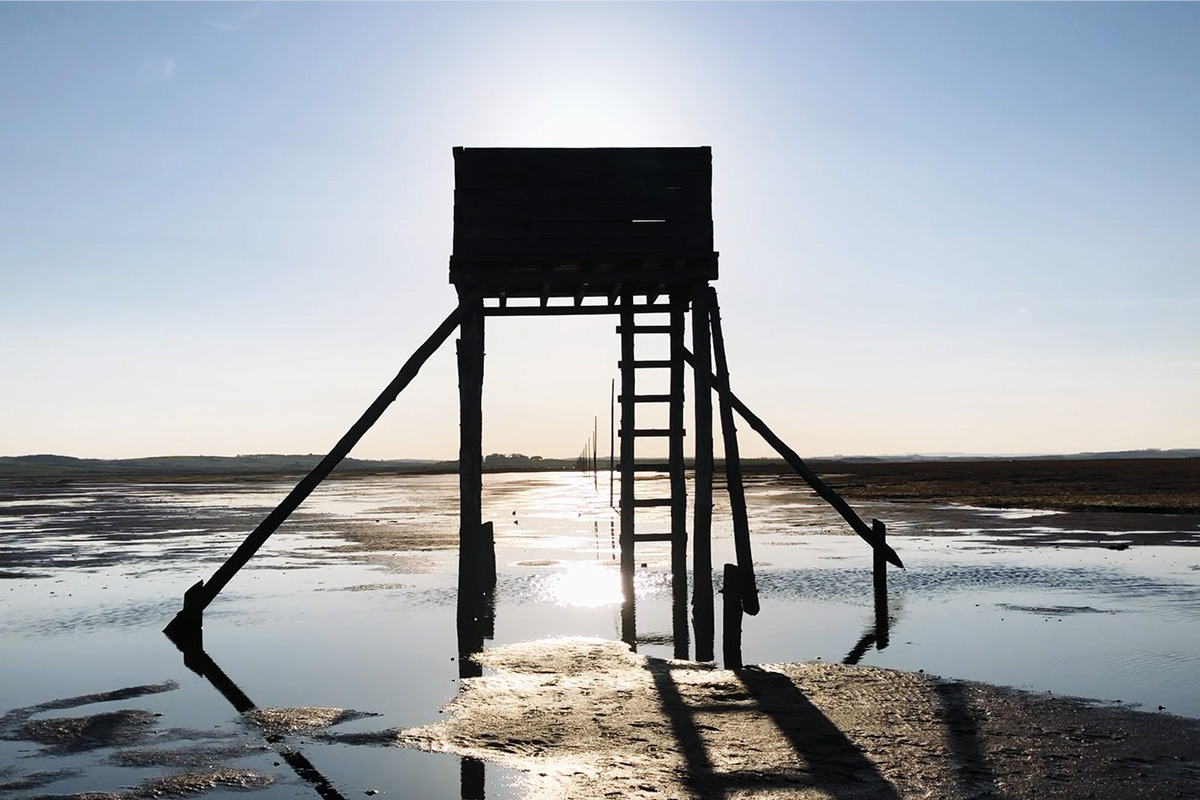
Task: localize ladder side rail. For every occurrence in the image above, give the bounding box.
[668,291,689,660]
[619,294,637,582]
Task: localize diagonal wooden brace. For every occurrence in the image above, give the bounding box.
[164,304,466,637]
[681,347,904,570]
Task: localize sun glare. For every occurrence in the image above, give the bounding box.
[542,562,623,608]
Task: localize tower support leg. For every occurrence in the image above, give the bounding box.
[709,287,759,616]
[691,284,715,661]
[669,292,689,660]
[456,294,486,633]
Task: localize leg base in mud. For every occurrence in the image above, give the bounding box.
[163,579,206,647]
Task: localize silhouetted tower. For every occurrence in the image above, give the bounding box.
[165,146,902,670]
[450,147,719,656]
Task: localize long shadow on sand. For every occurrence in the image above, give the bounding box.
[647,658,903,800]
[935,681,1001,797]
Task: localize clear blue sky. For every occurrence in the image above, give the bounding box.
[3,2,1197,460]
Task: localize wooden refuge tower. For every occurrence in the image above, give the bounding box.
[165,146,902,667]
[450,146,722,656]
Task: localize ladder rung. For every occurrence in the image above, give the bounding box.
[615,325,672,334]
[632,498,673,507]
[623,393,674,403]
[633,532,674,542]
[619,428,679,438]
[618,360,673,369]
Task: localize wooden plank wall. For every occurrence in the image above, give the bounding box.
[452,147,713,263]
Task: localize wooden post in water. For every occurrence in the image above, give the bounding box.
[708,288,759,616]
[722,563,743,670]
[691,284,715,661]
[872,519,888,598]
[609,379,615,509]
[481,520,496,590]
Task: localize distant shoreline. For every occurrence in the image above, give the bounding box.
[1,447,1196,476]
[3,452,1198,515]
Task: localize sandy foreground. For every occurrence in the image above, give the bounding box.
[379,637,1200,800]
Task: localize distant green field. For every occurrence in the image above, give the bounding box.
[0,454,453,479]
[0,453,584,479]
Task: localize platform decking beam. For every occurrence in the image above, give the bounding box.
[483,302,674,317]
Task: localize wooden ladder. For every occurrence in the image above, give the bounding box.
[617,293,689,654]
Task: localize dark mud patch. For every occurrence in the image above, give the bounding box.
[998,603,1118,617]
[0,569,52,579]
[23,768,274,799]
[15,709,159,754]
[242,707,380,736]
[0,682,280,799]
[0,682,179,740]
[758,457,1200,515]
[314,582,411,592]
[107,743,266,768]
[0,768,82,792]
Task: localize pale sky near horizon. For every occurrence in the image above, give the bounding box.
[2,2,1198,461]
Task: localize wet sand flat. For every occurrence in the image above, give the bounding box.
[2,461,1199,798]
[401,638,1200,800]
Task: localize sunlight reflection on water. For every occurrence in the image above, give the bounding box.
[533,562,624,608]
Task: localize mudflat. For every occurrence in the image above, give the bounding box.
[403,638,1200,800]
[779,457,1200,514]
[3,460,1198,798]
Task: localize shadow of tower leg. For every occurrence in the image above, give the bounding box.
[162,629,348,800]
